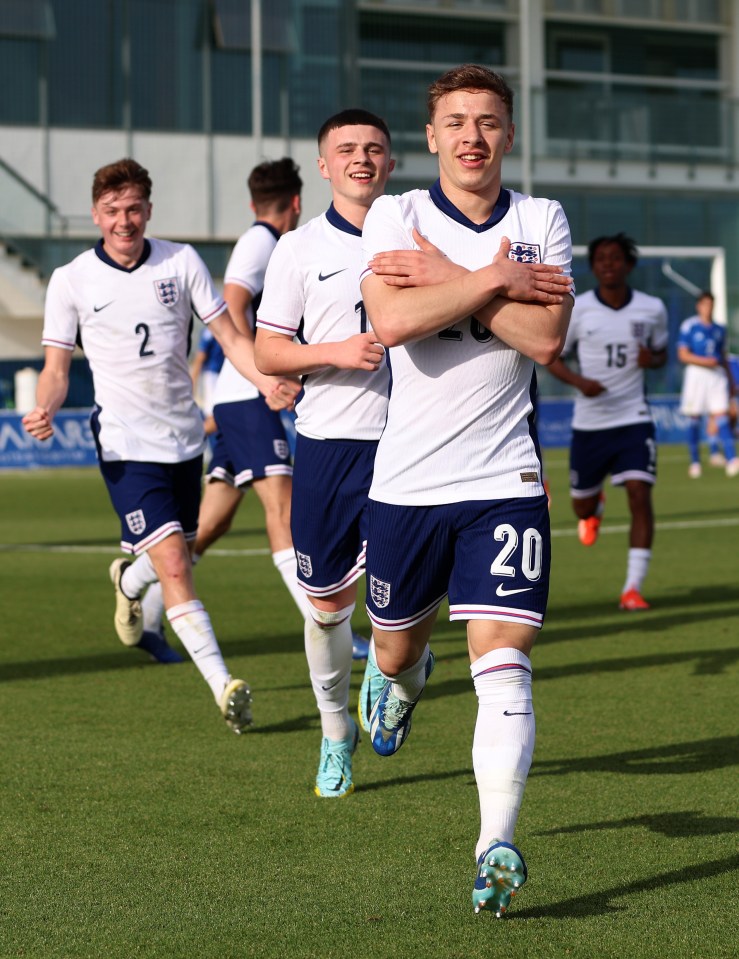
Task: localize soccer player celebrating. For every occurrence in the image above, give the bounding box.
[22,157,292,732]
[254,110,394,798]
[548,233,668,610]
[359,65,573,915]
[678,290,738,478]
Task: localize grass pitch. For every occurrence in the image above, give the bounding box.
[1,449,737,958]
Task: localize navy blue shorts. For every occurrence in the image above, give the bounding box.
[97,456,203,555]
[291,434,377,597]
[570,422,657,497]
[208,397,292,487]
[365,496,551,631]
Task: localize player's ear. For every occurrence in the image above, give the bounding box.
[388,157,396,174]
[426,124,437,155]
[504,122,515,154]
[317,155,330,181]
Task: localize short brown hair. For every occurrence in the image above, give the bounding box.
[92,158,152,204]
[427,64,514,121]
[248,157,302,213]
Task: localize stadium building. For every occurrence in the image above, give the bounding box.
[0,0,737,409]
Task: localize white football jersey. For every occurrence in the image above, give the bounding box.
[563,288,668,430]
[360,184,572,505]
[213,222,280,406]
[42,238,227,462]
[257,204,390,441]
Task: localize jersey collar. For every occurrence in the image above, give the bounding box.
[326,202,362,237]
[95,238,152,272]
[595,287,634,310]
[429,179,511,233]
[254,220,281,242]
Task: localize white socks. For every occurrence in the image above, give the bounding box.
[120,551,158,599]
[372,640,431,703]
[141,581,165,633]
[166,599,229,702]
[304,604,354,741]
[623,548,651,594]
[273,548,312,620]
[471,647,535,860]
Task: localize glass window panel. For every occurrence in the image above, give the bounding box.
[48,0,122,127]
[213,0,293,53]
[553,38,607,72]
[0,0,54,39]
[210,49,251,133]
[129,0,203,131]
[360,12,504,65]
[0,38,41,123]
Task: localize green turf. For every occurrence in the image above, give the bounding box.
[1,451,737,958]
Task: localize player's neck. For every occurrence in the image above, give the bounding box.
[330,196,370,231]
[102,239,146,269]
[438,176,502,225]
[597,284,630,309]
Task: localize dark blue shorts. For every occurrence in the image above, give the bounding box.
[365,496,551,631]
[97,456,203,556]
[208,398,292,487]
[570,422,657,497]
[291,434,377,597]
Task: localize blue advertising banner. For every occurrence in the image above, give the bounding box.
[0,397,703,470]
[0,409,98,470]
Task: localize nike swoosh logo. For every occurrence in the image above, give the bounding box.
[94,301,114,312]
[495,584,533,597]
[318,269,347,282]
[503,710,532,716]
[321,679,342,691]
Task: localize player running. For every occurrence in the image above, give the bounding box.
[255,110,394,798]
[359,64,573,914]
[548,233,668,610]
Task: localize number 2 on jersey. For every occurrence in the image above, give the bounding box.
[135,322,155,357]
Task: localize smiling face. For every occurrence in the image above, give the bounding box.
[426,88,514,206]
[590,241,634,291]
[91,185,152,268]
[317,124,394,218]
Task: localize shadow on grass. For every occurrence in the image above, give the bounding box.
[509,852,739,920]
[531,735,739,777]
[537,810,739,838]
[358,767,474,793]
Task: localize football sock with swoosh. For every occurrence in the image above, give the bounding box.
[272,548,313,621]
[471,647,534,858]
[623,547,651,594]
[304,603,354,741]
[166,599,230,701]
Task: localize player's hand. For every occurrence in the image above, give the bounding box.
[333,332,386,371]
[369,228,467,287]
[265,377,301,411]
[490,237,573,303]
[580,378,606,398]
[22,406,54,441]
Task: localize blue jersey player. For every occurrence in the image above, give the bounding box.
[678,291,738,478]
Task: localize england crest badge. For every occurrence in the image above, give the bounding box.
[125,509,146,535]
[370,575,391,609]
[296,551,313,578]
[154,277,180,306]
[508,242,541,263]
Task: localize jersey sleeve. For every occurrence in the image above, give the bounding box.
[677,318,693,351]
[41,267,79,351]
[359,195,412,284]
[561,293,583,356]
[256,233,305,337]
[224,227,275,296]
[184,245,227,325]
[649,299,669,351]
[542,201,574,277]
